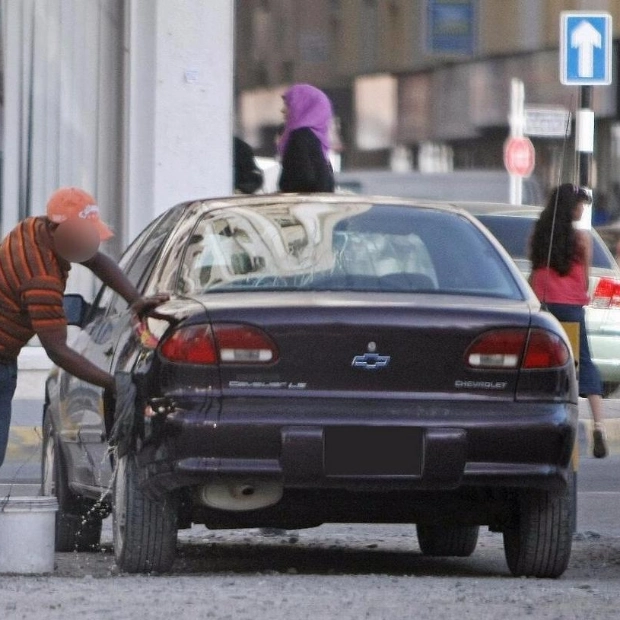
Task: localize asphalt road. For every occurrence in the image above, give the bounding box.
[574,454,620,539]
[1,455,620,619]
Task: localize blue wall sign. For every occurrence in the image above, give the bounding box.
[426,0,477,56]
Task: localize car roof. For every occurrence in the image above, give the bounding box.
[450,201,542,217]
[180,192,477,216]
[450,200,618,272]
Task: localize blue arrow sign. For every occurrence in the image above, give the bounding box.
[560,12,612,85]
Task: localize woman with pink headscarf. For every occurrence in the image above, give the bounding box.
[277,84,335,193]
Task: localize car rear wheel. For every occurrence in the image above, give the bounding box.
[416,524,479,557]
[41,412,102,552]
[113,453,178,573]
[503,471,574,578]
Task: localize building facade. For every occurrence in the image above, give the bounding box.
[235,0,620,204]
[1,0,234,296]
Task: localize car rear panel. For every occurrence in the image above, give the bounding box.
[143,291,577,494]
[202,292,535,398]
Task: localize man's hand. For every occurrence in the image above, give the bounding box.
[129,294,170,320]
[38,325,116,391]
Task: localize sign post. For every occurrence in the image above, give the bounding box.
[560,11,612,229]
[504,78,535,205]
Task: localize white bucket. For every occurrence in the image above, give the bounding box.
[0,496,58,574]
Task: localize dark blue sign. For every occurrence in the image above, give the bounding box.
[426,0,477,56]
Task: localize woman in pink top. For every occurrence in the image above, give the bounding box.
[530,183,607,457]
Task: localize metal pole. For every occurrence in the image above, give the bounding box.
[574,84,595,532]
[509,78,525,205]
[578,86,593,188]
[575,85,594,229]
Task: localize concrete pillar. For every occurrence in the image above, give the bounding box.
[3,0,234,248]
[2,0,32,234]
[123,0,234,243]
[2,0,125,297]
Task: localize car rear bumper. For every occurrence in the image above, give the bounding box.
[138,398,578,497]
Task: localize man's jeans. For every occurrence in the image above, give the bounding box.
[0,361,18,468]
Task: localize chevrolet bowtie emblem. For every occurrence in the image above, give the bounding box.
[351,352,391,370]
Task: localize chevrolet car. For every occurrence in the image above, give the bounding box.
[42,193,578,577]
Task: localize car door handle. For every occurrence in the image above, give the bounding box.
[104,346,114,357]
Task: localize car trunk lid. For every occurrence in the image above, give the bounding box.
[196,291,533,400]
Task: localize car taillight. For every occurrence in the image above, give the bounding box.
[160,325,218,364]
[214,324,278,363]
[521,329,570,369]
[466,329,525,369]
[465,328,569,370]
[160,323,278,365]
[590,277,620,309]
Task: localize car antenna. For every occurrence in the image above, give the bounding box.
[540,97,575,310]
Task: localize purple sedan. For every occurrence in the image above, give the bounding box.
[42,194,578,577]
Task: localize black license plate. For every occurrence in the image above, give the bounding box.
[324,427,423,476]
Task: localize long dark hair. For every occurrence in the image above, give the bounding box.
[529,183,589,275]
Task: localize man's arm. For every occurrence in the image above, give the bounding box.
[38,324,114,392]
[82,251,169,317]
[81,252,140,304]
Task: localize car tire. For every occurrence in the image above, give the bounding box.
[503,471,574,578]
[113,452,178,573]
[41,411,102,552]
[416,524,479,557]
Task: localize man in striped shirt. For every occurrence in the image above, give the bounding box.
[0,187,166,467]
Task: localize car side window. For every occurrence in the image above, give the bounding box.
[86,223,156,322]
[97,205,185,318]
[145,201,208,295]
[592,232,616,269]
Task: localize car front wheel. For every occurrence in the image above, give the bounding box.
[503,471,574,578]
[41,412,102,552]
[113,453,178,573]
[416,523,479,557]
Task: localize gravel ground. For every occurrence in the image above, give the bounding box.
[2,522,620,620]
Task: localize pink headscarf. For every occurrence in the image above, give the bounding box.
[277,84,333,161]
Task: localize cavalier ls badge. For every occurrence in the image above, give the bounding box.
[351,341,391,370]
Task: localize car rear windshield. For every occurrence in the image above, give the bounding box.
[477,214,614,269]
[175,202,524,299]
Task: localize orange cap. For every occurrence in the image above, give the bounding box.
[46,187,113,241]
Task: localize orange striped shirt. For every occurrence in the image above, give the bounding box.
[0,217,70,360]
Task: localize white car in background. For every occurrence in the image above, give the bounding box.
[460,202,620,397]
[335,169,544,205]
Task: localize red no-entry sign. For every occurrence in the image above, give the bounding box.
[503,136,535,177]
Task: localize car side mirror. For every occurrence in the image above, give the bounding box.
[63,294,91,327]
